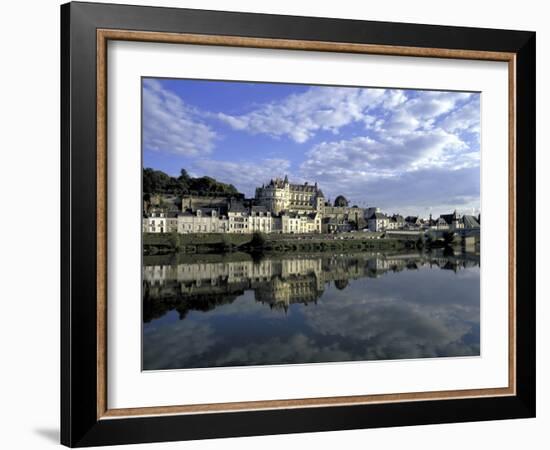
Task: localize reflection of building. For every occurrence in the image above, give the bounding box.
[142,251,480,321]
[255,275,321,311]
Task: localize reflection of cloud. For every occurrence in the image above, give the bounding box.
[303,267,480,360]
[204,291,288,320]
[214,333,354,366]
[143,316,218,370]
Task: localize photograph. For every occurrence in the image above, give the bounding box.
[141,78,482,370]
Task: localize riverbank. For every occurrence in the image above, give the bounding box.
[143,231,408,255]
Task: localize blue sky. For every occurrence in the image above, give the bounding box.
[143,78,480,217]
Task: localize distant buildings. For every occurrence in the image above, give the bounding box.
[367,212,389,232]
[142,175,479,235]
[439,211,464,230]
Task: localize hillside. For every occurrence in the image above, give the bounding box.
[143,168,243,198]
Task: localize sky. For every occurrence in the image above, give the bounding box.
[142,77,480,217]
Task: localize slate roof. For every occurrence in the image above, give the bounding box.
[462,215,480,228]
[228,201,248,213]
[440,211,459,225]
[368,212,388,220]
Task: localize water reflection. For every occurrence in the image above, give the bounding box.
[143,251,480,370]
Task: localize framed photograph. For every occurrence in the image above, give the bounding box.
[61,1,536,447]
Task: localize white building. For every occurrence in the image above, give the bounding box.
[177,209,228,234]
[227,202,249,234]
[387,214,405,230]
[281,213,322,234]
[367,212,389,232]
[143,208,180,233]
[248,206,274,233]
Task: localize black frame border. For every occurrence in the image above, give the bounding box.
[61,2,536,447]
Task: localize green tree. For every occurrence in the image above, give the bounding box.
[143,167,243,197]
[250,231,267,248]
[168,231,180,251]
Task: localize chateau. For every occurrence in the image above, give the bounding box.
[255,176,325,215]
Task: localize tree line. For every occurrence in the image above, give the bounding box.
[143,168,243,198]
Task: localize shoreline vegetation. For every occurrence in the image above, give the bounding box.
[143,230,477,256]
[142,247,479,269]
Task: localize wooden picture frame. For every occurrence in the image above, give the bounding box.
[61,1,535,447]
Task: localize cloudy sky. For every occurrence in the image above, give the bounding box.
[143,77,480,217]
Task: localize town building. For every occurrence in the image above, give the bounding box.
[405,216,422,228]
[248,206,275,233]
[387,214,405,230]
[227,201,249,234]
[177,209,228,234]
[181,195,236,213]
[142,209,178,233]
[322,217,353,233]
[281,212,322,234]
[440,211,465,231]
[323,205,365,229]
[367,211,389,231]
[365,207,381,218]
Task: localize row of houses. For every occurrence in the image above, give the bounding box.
[366,210,480,232]
[143,205,323,234]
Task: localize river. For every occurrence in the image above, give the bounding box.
[143,250,480,370]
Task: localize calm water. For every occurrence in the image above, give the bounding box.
[142,251,480,370]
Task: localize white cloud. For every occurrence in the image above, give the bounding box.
[295,90,480,214]
[302,267,480,360]
[143,79,217,156]
[440,95,481,134]
[215,88,476,145]
[217,87,387,143]
[191,158,292,197]
[302,129,468,179]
